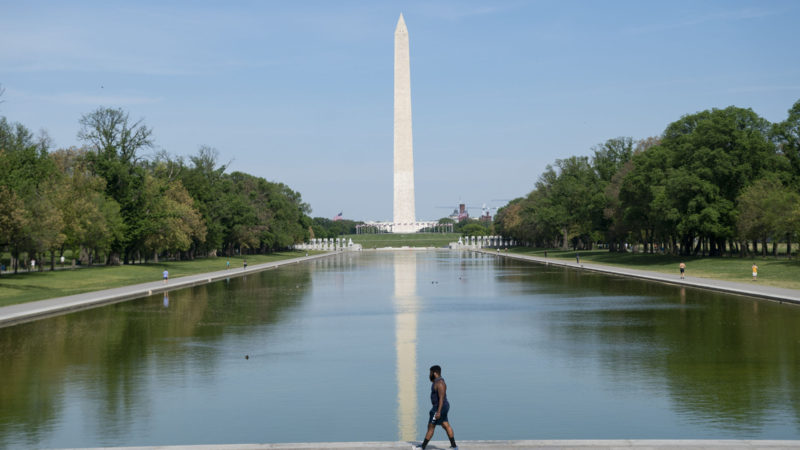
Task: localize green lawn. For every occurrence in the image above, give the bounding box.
[0,252,313,307]
[344,233,460,248]
[510,248,800,290]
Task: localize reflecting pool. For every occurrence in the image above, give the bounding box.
[1,251,800,447]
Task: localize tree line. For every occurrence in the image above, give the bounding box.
[494,100,800,257]
[0,107,312,272]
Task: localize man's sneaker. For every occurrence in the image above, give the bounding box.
[411,446,423,450]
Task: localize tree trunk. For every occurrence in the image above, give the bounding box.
[787,233,792,259]
[80,247,91,266]
[106,252,121,266]
[153,250,159,263]
[562,227,569,250]
[762,236,768,257]
[50,251,55,271]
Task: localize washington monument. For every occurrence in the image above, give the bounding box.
[393,13,416,233]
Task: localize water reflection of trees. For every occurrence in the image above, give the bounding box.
[0,266,311,447]
[496,258,800,435]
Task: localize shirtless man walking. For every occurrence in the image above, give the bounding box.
[414,365,457,450]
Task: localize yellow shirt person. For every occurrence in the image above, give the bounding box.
[752,263,758,281]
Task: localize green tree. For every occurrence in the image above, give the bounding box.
[545,156,603,249]
[78,107,153,264]
[0,119,62,270]
[737,178,800,256]
[50,147,123,266]
[179,146,229,256]
[0,186,28,273]
[592,137,636,252]
[772,99,800,188]
[141,175,207,261]
[219,172,310,255]
[461,222,489,237]
[621,106,781,256]
[592,137,634,183]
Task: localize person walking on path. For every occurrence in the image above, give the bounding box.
[414,365,458,450]
[752,263,758,281]
[243,259,248,270]
[575,253,580,264]
[679,262,686,279]
[226,260,230,270]
[162,269,169,284]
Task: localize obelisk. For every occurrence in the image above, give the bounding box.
[393,13,416,233]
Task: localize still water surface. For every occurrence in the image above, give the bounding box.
[1,251,800,447]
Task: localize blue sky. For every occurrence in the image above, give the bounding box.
[2,1,799,221]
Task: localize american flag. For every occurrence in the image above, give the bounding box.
[332,212,343,221]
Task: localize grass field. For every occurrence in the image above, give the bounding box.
[344,233,460,248]
[511,248,800,290]
[0,252,313,307]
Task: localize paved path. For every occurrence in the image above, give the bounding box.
[0,252,336,328]
[68,439,800,449]
[481,250,800,305]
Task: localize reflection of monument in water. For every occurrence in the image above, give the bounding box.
[393,251,418,440]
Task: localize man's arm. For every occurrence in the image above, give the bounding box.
[435,380,447,418]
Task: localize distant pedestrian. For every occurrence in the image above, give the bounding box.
[752,263,758,281]
[414,365,458,450]
[575,253,580,264]
[544,250,547,258]
[679,262,686,279]
[243,259,248,270]
[226,260,230,270]
[163,269,169,283]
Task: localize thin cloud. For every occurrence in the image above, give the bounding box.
[624,7,781,35]
[725,85,800,94]
[416,2,520,21]
[8,88,162,106]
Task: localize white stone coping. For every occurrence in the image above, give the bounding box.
[62,439,800,449]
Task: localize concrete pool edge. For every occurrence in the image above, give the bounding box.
[67,439,800,449]
[0,252,338,328]
[483,250,800,305]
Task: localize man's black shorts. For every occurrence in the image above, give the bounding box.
[429,404,450,425]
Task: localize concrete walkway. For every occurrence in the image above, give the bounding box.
[0,252,336,328]
[68,439,800,449]
[481,250,800,305]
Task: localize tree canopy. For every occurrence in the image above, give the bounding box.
[1,108,312,271]
[495,101,800,256]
